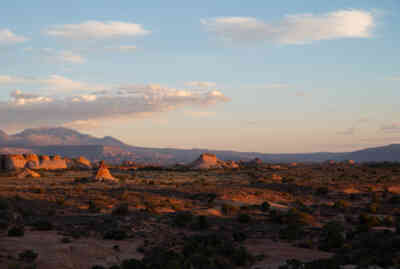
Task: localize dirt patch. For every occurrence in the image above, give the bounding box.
[0,231,143,269]
[246,239,333,269]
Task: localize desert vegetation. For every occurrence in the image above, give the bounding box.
[0,160,400,268]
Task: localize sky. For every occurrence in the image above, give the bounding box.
[0,0,399,153]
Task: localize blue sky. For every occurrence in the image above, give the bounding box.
[0,0,399,153]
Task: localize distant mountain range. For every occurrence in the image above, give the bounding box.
[0,127,399,164]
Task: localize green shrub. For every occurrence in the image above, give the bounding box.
[0,197,9,210]
[112,203,129,216]
[193,215,209,230]
[367,203,379,213]
[333,200,350,210]
[237,213,251,223]
[103,229,128,240]
[173,212,193,227]
[316,187,329,196]
[286,208,316,226]
[8,226,24,237]
[358,214,381,231]
[121,259,144,269]
[32,220,53,231]
[88,200,100,213]
[319,221,345,251]
[18,249,38,263]
[91,266,106,269]
[389,195,400,204]
[221,204,240,216]
[260,201,271,212]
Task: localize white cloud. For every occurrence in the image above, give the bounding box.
[247,83,289,89]
[185,81,217,88]
[56,50,86,64]
[387,76,400,81]
[62,119,100,130]
[184,110,216,118]
[0,29,28,45]
[40,75,106,92]
[10,90,53,105]
[0,74,106,93]
[202,9,375,44]
[337,127,356,136]
[0,85,230,128]
[0,75,29,84]
[380,123,400,133]
[45,20,150,39]
[105,45,137,51]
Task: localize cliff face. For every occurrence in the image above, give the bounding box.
[0,154,67,170]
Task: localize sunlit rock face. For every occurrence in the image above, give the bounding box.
[188,153,239,169]
[67,156,92,169]
[0,154,67,170]
[94,161,118,182]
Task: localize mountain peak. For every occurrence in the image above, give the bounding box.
[8,126,126,147]
[0,129,8,141]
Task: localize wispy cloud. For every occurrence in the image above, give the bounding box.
[184,110,216,118]
[0,29,28,45]
[105,45,137,52]
[337,127,356,136]
[0,85,230,129]
[40,75,105,92]
[202,9,375,45]
[380,123,400,133]
[0,74,105,92]
[45,21,150,39]
[386,76,400,81]
[56,50,86,64]
[337,118,371,136]
[239,83,289,90]
[185,81,217,88]
[0,75,30,84]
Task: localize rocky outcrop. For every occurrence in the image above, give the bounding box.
[188,153,239,170]
[0,154,67,170]
[224,160,239,169]
[0,155,26,170]
[189,153,224,169]
[94,161,118,182]
[37,159,67,170]
[17,168,41,179]
[40,155,50,161]
[76,156,92,169]
[67,156,92,169]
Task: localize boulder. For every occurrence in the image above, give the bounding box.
[17,168,41,179]
[188,153,226,169]
[224,160,239,169]
[40,155,50,161]
[4,155,27,170]
[38,159,67,170]
[94,161,118,182]
[76,156,91,168]
[24,154,40,168]
[52,155,62,161]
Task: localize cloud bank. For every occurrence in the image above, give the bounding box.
[0,84,230,129]
[0,74,105,92]
[0,29,28,45]
[380,123,400,133]
[202,9,375,44]
[45,21,150,39]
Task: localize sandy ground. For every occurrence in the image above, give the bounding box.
[246,239,333,269]
[0,231,143,269]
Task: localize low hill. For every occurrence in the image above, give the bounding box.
[0,127,399,164]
